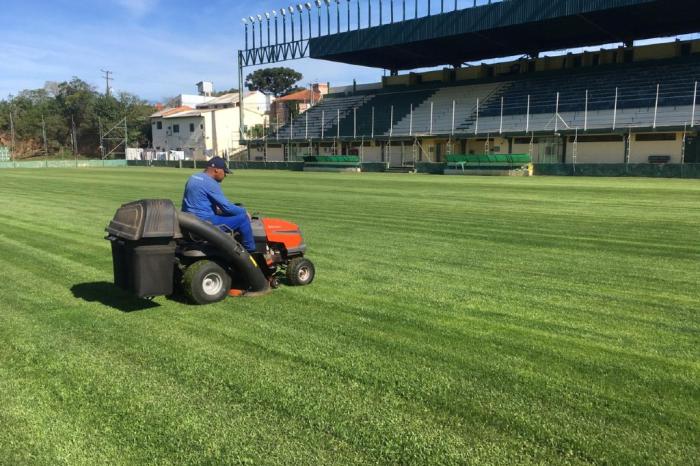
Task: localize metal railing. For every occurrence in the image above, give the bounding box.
[264,80,698,140]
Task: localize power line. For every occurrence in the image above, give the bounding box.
[101,69,114,97]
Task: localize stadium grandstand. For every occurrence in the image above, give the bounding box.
[238,0,700,170]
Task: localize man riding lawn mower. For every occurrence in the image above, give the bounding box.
[105,159,314,305]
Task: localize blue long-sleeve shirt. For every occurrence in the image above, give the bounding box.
[181,173,246,220]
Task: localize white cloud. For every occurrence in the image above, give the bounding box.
[114,0,159,17]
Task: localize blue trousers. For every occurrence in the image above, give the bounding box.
[208,213,256,253]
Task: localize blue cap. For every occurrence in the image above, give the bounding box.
[207,156,230,174]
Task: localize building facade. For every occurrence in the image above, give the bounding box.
[151,90,273,160]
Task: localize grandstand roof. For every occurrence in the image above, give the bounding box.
[309,0,700,70]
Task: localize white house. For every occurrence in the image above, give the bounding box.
[151,90,273,160]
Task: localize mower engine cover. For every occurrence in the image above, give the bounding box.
[251,217,306,255]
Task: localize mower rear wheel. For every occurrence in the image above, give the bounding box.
[286,257,315,286]
[182,260,231,304]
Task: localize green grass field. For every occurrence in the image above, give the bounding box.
[0,168,698,465]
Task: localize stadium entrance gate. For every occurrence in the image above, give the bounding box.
[684,136,700,163]
[538,137,565,164]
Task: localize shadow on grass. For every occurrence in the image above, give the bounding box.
[71,282,160,313]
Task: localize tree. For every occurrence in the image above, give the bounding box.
[245,67,302,97]
[0,77,156,158]
[211,88,238,97]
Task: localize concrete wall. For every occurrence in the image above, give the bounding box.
[512,141,536,158]
[562,133,684,164]
[211,107,240,157]
[361,144,383,162]
[455,67,481,81]
[631,133,683,163]
[421,70,446,83]
[634,42,678,62]
[373,38,700,90]
[152,115,208,160]
[567,140,624,164]
[247,145,286,161]
[266,146,284,161]
[251,135,686,164]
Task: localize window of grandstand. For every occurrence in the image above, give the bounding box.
[568,135,624,143]
[173,125,179,133]
[635,133,677,142]
[189,123,195,132]
[514,137,539,144]
[156,121,162,130]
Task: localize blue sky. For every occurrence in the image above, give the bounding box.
[0,0,382,102]
[2,0,698,102]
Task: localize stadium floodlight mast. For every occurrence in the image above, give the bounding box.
[324,0,331,35]
[281,8,287,43]
[305,3,313,40]
[379,0,383,26]
[249,16,256,48]
[347,0,351,32]
[367,0,371,27]
[297,4,304,40]
[288,6,295,42]
[315,0,322,37]
[242,18,249,50]
[257,15,264,48]
[265,12,271,46]
[335,0,341,33]
[272,10,278,45]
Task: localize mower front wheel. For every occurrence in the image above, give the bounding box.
[182,260,231,305]
[286,257,315,286]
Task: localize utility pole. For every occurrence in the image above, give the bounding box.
[41,114,48,155]
[101,69,113,97]
[9,110,16,161]
[71,115,77,157]
[98,117,104,159]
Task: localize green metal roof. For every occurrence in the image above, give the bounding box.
[309,0,700,70]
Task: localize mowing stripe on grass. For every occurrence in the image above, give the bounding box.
[1,169,698,464]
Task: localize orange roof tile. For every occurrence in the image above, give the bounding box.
[151,106,193,118]
[277,89,322,102]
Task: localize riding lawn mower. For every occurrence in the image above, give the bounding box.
[106,199,315,304]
